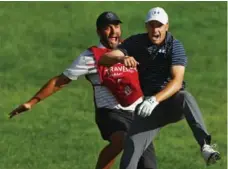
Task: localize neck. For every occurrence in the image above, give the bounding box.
[100,40,111,49]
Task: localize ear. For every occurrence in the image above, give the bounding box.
[145,23,149,32]
[165,24,169,31]
[96,29,100,36]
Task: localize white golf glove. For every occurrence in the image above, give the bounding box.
[137,96,159,117]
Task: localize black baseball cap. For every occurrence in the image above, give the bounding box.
[96,11,122,29]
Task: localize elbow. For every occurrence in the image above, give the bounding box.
[171,78,183,92]
[175,80,183,91]
[55,74,71,89]
[177,83,182,91]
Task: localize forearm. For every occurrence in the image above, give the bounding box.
[99,49,126,67]
[155,79,182,102]
[27,76,66,106]
[99,54,125,67]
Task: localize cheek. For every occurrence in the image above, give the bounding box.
[114,28,121,35]
[118,30,122,36]
[147,27,153,33]
[102,33,110,39]
[103,29,110,35]
[161,28,167,34]
[164,25,168,31]
[145,25,150,32]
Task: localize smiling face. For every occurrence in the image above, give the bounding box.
[97,23,122,49]
[146,20,169,45]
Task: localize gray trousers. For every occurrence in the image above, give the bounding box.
[137,142,157,169]
[120,90,211,169]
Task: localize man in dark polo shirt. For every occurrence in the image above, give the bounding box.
[99,7,221,169]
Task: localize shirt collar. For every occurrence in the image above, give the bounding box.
[97,42,106,48]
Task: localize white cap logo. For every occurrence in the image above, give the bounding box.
[145,7,168,25]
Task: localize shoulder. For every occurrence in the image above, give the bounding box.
[171,37,187,62]
[125,33,148,42]
[166,32,185,49]
[79,49,93,58]
[75,49,94,62]
[172,38,186,52]
[69,49,94,67]
[173,38,183,46]
[120,33,148,49]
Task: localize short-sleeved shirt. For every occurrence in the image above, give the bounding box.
[63,43,140,111]
[63,43,122,109]
[118,32,187,96]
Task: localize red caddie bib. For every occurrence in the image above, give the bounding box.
[90,46,143,107]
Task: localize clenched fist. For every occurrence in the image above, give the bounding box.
[122,56,139,68]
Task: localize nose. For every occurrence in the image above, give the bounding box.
[149,23,160,33]
[151,26,160,33]
[110,26,115,34]
[151,27,157,33]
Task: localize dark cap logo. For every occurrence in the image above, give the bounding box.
[106,12,115,19]
[153,11,160,15]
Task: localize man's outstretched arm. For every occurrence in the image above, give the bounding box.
[9,74,71,118]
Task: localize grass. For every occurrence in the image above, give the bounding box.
[0,2,227,169]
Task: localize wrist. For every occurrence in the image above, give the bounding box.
[28,97,41,106]
[118,56,126,63]
[147,96,159,105]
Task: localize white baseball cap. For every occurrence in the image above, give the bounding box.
[145,7,168,25]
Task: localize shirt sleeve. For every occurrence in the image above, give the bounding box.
[63,50,97,80]
[171,39,187,67]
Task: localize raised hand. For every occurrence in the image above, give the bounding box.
[122,56,139,68]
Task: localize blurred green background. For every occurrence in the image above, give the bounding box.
[0,2,226,169]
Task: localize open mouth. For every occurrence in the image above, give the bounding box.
[108,37,118,43]
[152,34,160,41]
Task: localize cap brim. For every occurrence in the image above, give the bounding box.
[97,20,122,28]
[145,18,166,25]
[110,20,122,24]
